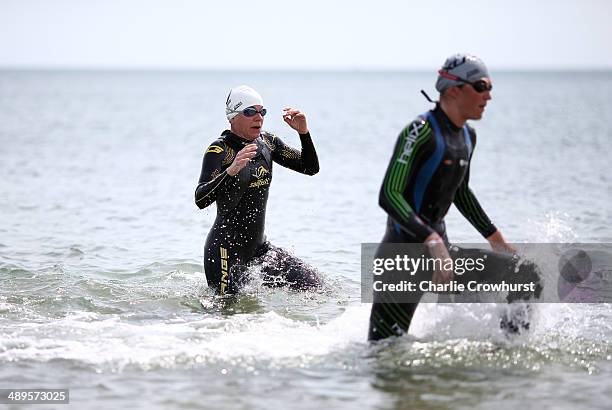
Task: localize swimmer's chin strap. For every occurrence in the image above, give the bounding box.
[420,89,438,104]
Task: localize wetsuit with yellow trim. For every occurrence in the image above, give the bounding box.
[195,129,321,294]
[368,104,541,341]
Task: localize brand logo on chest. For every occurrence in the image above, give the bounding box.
[249,165,271,188]
[252,165,269,179]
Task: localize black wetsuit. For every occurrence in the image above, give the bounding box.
[195,130,321,294]
[368,105,541,341]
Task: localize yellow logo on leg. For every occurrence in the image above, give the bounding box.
[220,246,229,294]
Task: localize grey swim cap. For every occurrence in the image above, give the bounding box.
[435,53,490,92]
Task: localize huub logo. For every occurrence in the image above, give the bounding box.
[252,166,269,179]
[443,56,467,70]
[219,246,229,294]
[226,92,243,112]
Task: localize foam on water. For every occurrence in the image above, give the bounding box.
[2,216,610,375]
[0,304,370,371]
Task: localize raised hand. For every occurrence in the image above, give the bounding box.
[227,144,258,176]
[282,107,309,134]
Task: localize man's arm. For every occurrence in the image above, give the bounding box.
[378,119,436,242]
[381,119,455,284]
[485,230,516,253]
[453,174,497,238]
[453,133,515,253]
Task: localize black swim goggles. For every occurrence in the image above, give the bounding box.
[234,106,267,117]
[438,70,493,93]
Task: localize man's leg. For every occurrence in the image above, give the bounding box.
[368,300,422,341]
[367,239,428,341]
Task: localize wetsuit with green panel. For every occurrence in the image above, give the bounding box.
[368,104,540,341]
[380,104,496,244]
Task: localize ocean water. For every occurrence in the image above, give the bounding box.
[1,70,611,409]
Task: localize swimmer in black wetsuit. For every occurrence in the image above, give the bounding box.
[368,54,542,341]
[195,85,321,294]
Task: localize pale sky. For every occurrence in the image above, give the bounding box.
[1,0,610,70]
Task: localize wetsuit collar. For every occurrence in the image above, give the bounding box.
[221,130,259,147]
[433,104,462,132]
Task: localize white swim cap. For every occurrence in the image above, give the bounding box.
[225,85,264,121]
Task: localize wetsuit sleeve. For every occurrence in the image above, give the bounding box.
[453,131,497,238]
[378,120,436,242]
[194,142,240,209]
[265,132,319,175]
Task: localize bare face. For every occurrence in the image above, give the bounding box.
[229,105,264,140]
[455,77,492,121]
